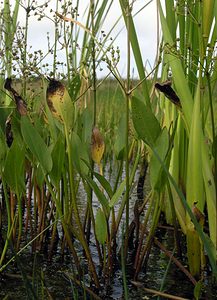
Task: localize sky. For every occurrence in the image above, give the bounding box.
[14,0,159,78]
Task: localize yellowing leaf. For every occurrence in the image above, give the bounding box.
[46,79,74,129]
[91,127,105,165]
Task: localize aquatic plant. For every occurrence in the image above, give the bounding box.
[0,0,217,299]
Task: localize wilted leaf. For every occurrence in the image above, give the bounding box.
[91,127,105,165]
[46,79,74,130]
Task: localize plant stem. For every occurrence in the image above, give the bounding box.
[121,226,129,299]
[124,0,131,257]
[22,0,30,98]
[53,0,59,77]
[64,123,100,288]
[90,0,97,126]
[63,0,70,83]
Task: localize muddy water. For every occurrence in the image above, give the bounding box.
[0,165,217,299]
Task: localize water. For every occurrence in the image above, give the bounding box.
[0,164,217,299]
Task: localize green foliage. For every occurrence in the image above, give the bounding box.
[1,1,217,296]
[114,114,126,160]
[21,116,52,174]
[4,138,25,194]
[95,208,107,244]
[50,133,65,186]
[0,127,7,167]
[84,175,110,217]
[150,128,169,190]
[194,280,203,300]
[131,96,161,146]
[70,132,89,175]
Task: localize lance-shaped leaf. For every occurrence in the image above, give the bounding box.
[84,175,110,217]
[50,133,65,186]
[95,208,107,245]
[131,96,161,147]
[4,139,25,194]
[21,116,52,174]
[150,127,169,190]
[70,132,89,175]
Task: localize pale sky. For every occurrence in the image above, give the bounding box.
[14,0,158,78]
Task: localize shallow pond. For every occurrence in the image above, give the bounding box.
[0,164,217,299]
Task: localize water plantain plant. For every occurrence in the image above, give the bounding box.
[0,0,217,298]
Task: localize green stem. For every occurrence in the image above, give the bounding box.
[0,178,12,265]
[90,0,97,126]
[116,141,140,232]
[121,226,129,299]
[16,192,22,250]
[64,123,100,288]
[4,0,12,76]
[64,0,70,83]
[22,0,30,98]
[124,0,131,257]
[134,191,162,278]
[53,0,59,77]
[44,176,81,273]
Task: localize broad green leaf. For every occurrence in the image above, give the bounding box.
[194,280,203,300]
[35,165,45,189]
[93,172,113,199]
[109,178,126,208]
[53,87,74,131]
[95,208,107,244]
[21,116,52,174]
[150,127,169,190]
[45,104,59,141]
[78,108,93,144]
[0,107,12,132]
[70,132,89,175]
[4,139,25,194]
[50,134,65,186]
[114,114,126,160]
[0,127,7,166]
[81,159,113,199]
[84,175,110,217]
[131,96,161,146]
